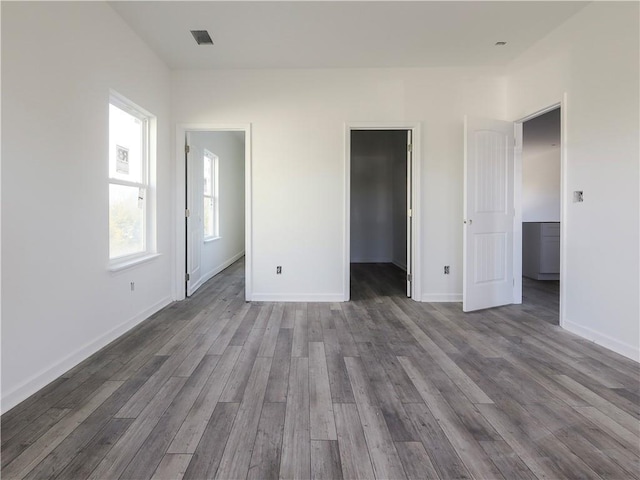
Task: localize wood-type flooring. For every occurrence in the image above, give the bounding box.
[2,259,639,479]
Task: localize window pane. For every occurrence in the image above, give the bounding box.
[204,196,213,238]
[109,104,144,183]
[110,184,145,258]
[204,156,212,196]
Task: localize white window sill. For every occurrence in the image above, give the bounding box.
[109,253,161,273]
[204,236,221,244]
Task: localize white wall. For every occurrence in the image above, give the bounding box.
[392,133,408,270]
[189,131,245,286]
[522,110,561,222]
[522,147,561,222]
[350,130,406,265]
[508,2,639,360]
[172,68,506,301]
[1,2,173,411]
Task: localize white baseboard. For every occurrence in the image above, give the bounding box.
[193,251,245,293]
[250,293,345,302]
[1,296,173,414]
[351,258,393,264]
[563,319,640,363]
[392,260,407,271]
[421,293,463,303]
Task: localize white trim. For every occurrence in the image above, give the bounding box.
[422,293,463,303]
[175,124,252,302]
[1,296,173,414]
[512,98,565,326]
[344,122,422,302]
[251,293,345,302]
[563,319,640,363]
[191,251,245,294]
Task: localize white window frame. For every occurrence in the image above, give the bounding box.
[203,149,220,241]
[108,91,157,270]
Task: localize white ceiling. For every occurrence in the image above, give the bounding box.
[109,1,589,70]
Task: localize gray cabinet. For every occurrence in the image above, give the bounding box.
[523,222,560,280]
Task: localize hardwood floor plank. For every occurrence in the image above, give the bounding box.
[265,328,293,403]
[344,356,379,406]
[119,355,220,480]
[323,329,356,404]
[52,418,133,480]
[309,342,337,440]
[2,381,123,480]
[279,357,311,480]
[573,405,640,453]
[357,342,419,442]
[391,301,494,405]
[257,303,285,357]
[280,303,296,329]
[182,402,239,480]
[87,377,186,480]
[403,402,472,480]
[524,401,640,479]
[219,325,265,402]
[292,305,309,358]
[476,403,562,480]
[247,402,286,480]
[3,260,638,480]
[115,333,204,418]
[395,441,441,480]
[308,303,324,342]
[207,302,249,355]
[168,346,242,454]
[1,408,70,469]
[356,403,407,479]
[311,440,343,480]
[333,403,375,480]
[480,439,538,479]
[150,454,192,480]
[399,356,504,479]
[553,374,640,432]
[215,356,273,479]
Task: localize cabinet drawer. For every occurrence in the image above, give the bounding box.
[541,223,560,237]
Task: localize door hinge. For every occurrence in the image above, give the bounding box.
[186,273,190,282]
[185,209,190,218]
[407,143,413,153]
[407,273,412,282]
[408,208,412,218]
[185,144,190,154]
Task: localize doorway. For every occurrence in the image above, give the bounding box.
[519,107,561,324]
[345,124,421,301]
[175,124,252,301]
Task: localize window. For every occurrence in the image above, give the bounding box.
[109,94,155,264]
[203,149,219,240]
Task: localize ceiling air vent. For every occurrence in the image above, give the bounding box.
[191,30,214,45]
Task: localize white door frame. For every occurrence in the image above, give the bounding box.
[344,122,422,301]
[174,124,252,302]
[513,96,566,326]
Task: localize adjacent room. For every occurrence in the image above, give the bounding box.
[2,1,638,479]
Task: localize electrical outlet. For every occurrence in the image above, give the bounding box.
[276,266,282,274]
[444,266,450,275]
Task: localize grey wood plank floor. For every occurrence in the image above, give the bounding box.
[2,259,639,479]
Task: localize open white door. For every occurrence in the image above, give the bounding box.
[406,130,413,297]
[185,133,203,297]
[463,116,514,312]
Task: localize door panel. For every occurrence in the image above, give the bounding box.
[186,133,203,297]
[406,130,412,297]
[463,116,514,312]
